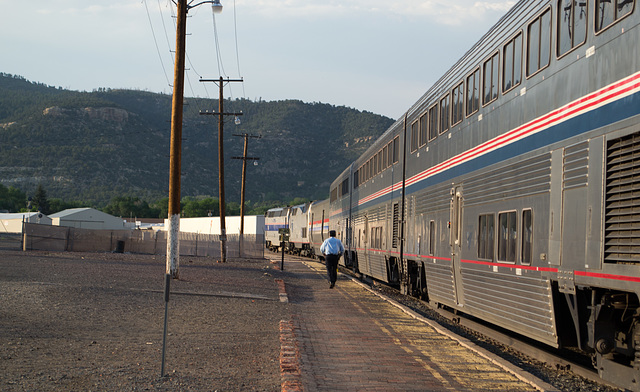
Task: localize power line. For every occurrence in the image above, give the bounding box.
[144,0,172,88]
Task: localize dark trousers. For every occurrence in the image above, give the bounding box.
[325,254,340,284]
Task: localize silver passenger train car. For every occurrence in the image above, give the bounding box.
[329,0,640,389]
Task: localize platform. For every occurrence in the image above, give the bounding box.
[271,256,557,392]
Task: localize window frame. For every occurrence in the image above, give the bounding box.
[410,119,419,153]
[557,0,588,58]
[439,93,451,134]
[521,209,533,265]
[502,31,523,93]
[526,6,552,78]
[497,210,517,263]
[466,67,481,117]
[392,136,400,164]
[595,0,635,33]
[419,112,428,148]
[428,103,439,141]
[452,81,464,126]
[482,51,500,106]
[478,213,495,261]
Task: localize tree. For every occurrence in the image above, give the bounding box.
[32,184,51,215]
[0,184,26,212]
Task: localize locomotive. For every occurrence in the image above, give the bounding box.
[267,1,640,389]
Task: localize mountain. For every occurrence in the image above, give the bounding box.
[0,73,394,206]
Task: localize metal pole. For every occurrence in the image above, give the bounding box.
[160,273,171,377]
[218,77,227,263]
[166,0,187,279]
[281,241,285,271]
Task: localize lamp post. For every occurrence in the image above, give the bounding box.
[162,0,223,378]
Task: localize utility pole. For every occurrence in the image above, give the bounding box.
[200,77,243,263]
[166,0,188,280]
[162,0,223,378]
[232,133,260,257]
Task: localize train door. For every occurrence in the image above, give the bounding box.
[450,186,465,306]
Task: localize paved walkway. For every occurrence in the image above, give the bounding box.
[274,257,555,392]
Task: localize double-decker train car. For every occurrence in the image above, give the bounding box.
[287,203,312,256]
[327,0,640,389]
[264,206,289,252]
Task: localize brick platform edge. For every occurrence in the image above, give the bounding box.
[279,319,304,392]
[275,278,289,303]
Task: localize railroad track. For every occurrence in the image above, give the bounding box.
[274,252,621,392]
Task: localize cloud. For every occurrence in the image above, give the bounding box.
[240,0,516,25]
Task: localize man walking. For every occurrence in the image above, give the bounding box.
[320,230,344,289]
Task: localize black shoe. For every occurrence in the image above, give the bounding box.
[330,283,335,289]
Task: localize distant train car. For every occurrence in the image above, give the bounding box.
[327,1,640,389]
[264,206,289,252]
[287,203,312,256]
[308,199,330,259]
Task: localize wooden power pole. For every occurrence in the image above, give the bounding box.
[162,0,223,378]
[166,0,188,280]
[232,133,260,256]
[200,77,243,263]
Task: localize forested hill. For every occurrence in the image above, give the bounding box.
[0,73,393,206]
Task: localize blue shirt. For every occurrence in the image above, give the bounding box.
[320,236,344,256]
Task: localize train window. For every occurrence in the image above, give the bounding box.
[440,94,450,134]
[383,145,388,168]
[353,169,359,189]
[483,52,500,105]
[372,154,378,176]
[466,68,480,116]
[428,103,439,141]
[558,0,587,56]
[522,209,533,265]
[378,150,383,173]
[452,82,464,126]
[341,178,349,196]
[498,211,517,263]
[411,120,419,153]
[429,220,435,256]
[527,8,552,77]
[392,136,400,164]
[503,32,523,92]
[478,214,495,260]
[596,0,634,31]
[330,187,338,203]
[419,112,428,147]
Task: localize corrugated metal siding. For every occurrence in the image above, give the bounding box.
[425,262,456,304]
[464,153,552,206]
[605,131,640,264]
[461,267,556,344]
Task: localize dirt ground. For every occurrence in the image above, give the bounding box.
[0,249,289,391]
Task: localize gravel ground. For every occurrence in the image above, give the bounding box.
[0,250,289,392]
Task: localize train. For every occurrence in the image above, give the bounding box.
[265,0,640,389]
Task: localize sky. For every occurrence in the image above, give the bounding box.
[0,0,517,120]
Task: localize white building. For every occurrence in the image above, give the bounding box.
[163,215,265,235]
[0,212,52,233]
[49,208,126,231]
